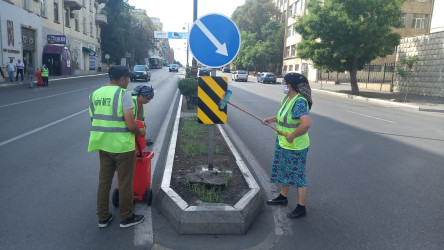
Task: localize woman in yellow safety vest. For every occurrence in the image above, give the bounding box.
[131,85,155,146]
[262,72,313,218]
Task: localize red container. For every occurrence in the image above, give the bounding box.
[133,151,154,201]
[112,151,155,207]
[135,120,145,152]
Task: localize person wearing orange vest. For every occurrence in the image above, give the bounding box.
[88,65,146,228]
[262,72,313,218]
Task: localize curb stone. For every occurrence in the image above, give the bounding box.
[158,95,264,235]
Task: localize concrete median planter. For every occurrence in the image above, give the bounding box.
[158,95,264,235]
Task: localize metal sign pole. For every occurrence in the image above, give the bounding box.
[208,67,217,170]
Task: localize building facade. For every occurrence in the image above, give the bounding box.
[1,0,107,76]
[275,0,435,81]
[395,0,444,97]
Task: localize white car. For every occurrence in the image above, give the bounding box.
[231,70,248,82]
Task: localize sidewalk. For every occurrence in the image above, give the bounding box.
[0,72,108,88]
[308,81,444,113]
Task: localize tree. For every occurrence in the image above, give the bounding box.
[101,0,134,65]
[231,0,283,73]
[395,56,418,102]
[130,12,155,65]
[294,0,404,94]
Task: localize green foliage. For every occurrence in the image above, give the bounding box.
[395,56,419,102]
[231,0,284,73]
[177,78,198,109]
[294,0,404,93]
[181,141,207,157]
[188,183,224,203]
[101,0,155,65]
[182,118,203,139]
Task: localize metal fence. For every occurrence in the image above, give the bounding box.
[318,63,395,84]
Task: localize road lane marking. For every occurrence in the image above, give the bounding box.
[133,88,179,247]
[345,110,397,124]
[223,124,293,236]
[0,109,88,148]
[0,87,96,108]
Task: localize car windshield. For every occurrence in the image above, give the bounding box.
[170,64,177,67]
[237,71,246,74]
[266,73,275,77]
[134,66,146,71]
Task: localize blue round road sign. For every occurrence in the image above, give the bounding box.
[189,14,241,68]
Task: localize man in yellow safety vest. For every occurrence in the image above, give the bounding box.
[88,65,146,228]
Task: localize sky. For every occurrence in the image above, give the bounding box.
[127,0,246,65]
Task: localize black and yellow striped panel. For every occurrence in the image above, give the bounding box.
[198,76,228,124]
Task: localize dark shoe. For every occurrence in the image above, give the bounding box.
[266,195,288,205]
[287,206,306,218]
[98,214,113,228]
[120,214,144,228]
[146,139,153,146]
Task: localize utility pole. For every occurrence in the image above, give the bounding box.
[191,0,198,78]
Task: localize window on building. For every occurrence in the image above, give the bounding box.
[54,2,59,22]
[74,12,79,31]
[90,19,94,37]
[41,0,47,17]
[283,65,288,72]
[288,4,294,16]
[287,26,292,37]
[289,65,293,71]
[411,14,429,29]
[295,64,300,71]
[65,8,70,27]
[286,46,291,58]
[399,13,406,28]
[291,45,296,56]
[24,0,31,10]
[83,14,87,34]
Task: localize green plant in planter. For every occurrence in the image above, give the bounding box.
[177,78,198,109]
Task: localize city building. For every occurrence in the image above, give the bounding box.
[275,0,434,81]
[1,0,107,76]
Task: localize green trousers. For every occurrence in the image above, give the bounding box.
[97,150,136,221]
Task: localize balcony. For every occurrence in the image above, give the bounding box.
[64,0,82,10]
[95,13,108,26]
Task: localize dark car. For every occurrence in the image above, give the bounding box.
[223,67,230,73]
[198,67,210,76]
[131,65,151,82]
[257,72,277,84]
[169,64,179,72]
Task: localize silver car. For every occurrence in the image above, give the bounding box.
[231,70,248,82]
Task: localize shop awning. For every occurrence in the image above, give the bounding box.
[43,44,65,54]
[82,47,95,55]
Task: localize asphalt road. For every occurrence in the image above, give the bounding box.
[1,69,443,249]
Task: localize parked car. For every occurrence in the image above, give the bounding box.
[169,64,179,72]
[198,67,210,76]
[257,72,277,84]
[231,70,248,82]
[223,67,230,73]
[131,65,151,82]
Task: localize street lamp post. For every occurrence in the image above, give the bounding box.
[183,23,190,67]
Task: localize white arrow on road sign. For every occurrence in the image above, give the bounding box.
[195,19,228,56]
[189,14,241,68]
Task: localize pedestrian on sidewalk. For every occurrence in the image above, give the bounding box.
[26,64,35,88]
[131,85,155,146]
[41,64,49,86]
[15,59,24,82]
[98,61,102,72]
[262,72,312,219]
[35,68,44,86]
[6,58,15,82]
[88,65,146,229]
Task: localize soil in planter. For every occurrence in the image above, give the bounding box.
[170,99,250,206]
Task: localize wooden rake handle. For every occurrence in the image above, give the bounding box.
[227,101,286,136]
